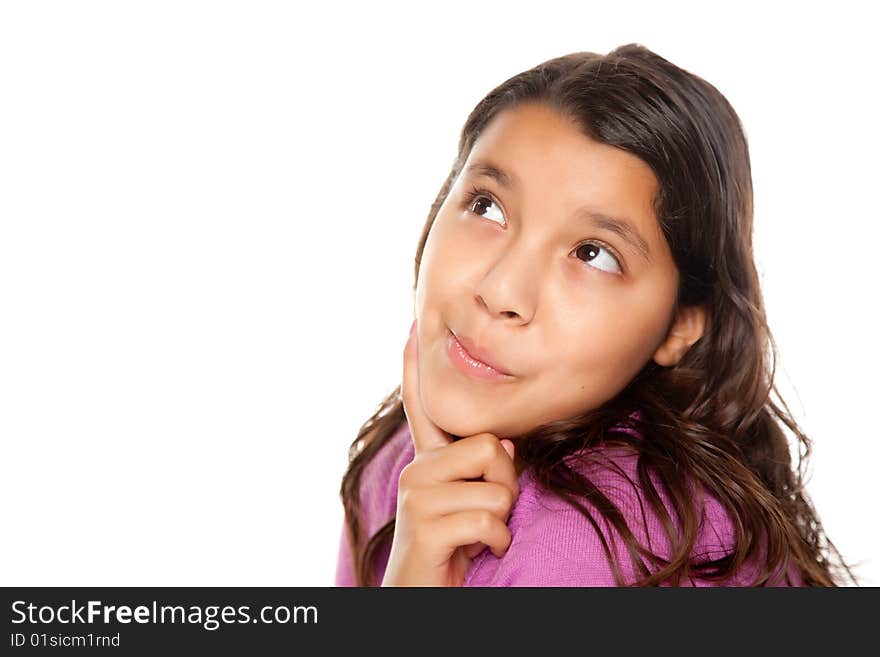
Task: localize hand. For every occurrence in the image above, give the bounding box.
[381,319,520,587]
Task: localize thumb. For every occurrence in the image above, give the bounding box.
[500,439,515,461]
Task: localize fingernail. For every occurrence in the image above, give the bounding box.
[409,319,417,337]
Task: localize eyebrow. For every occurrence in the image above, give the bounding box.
[464,161,653,263]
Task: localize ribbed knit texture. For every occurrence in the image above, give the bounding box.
[335,416,804,586]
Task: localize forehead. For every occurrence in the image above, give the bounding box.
[463,103,671,262]
[465,102,661,226]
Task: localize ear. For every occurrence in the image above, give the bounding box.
[652,304,709,367]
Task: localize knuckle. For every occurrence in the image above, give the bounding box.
[476,433,500,460]
[474,510,496,533]
[397,485,417,513]
[398,462,417,489]
[495,524,511,554]
[400,488,423,515]
[491,487,514,515]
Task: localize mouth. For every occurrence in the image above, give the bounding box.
[445,328,517,382]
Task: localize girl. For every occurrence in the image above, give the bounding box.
[335,43,856,586]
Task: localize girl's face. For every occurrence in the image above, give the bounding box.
[414,101,698,440]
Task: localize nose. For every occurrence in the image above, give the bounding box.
[476,293,521,321]
[473,241,541,323]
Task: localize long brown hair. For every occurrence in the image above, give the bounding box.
[339,43,857,586]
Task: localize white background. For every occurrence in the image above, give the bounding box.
[1,1,876,586]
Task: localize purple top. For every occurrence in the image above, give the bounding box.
[335,416,804,586]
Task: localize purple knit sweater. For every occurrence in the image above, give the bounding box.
[335,416,804,586]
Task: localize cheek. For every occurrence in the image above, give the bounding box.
[414,224,449,312]
[416,218,477,308]
[557,329,633,382]
[549,299,669,388]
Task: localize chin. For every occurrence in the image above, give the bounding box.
[421,390,493,439]
[422,391,524,440]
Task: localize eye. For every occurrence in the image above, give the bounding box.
[573,241,623,275]
[463,186,505,225]
[462,185,624,276]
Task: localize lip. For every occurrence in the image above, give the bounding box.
[445,329,517,381]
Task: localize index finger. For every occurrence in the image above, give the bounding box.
[402,319,453,454]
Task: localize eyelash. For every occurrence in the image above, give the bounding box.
[461,185,625,275]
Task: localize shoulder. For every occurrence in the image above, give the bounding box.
[470,442,740,586]
[560,444,736,561]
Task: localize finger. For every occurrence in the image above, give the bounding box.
[415,433,520,499]
[429,511,513,559]
[500,439,515,461]
[402,319,453,454]
[462,542,488,560]
[402,480,517,522]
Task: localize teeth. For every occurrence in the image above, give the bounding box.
[456,338,498,372]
